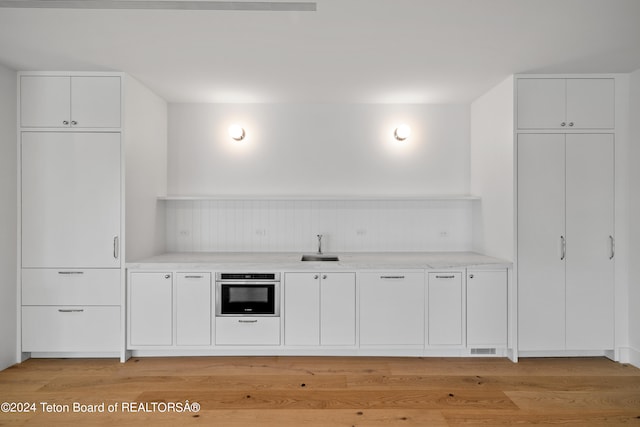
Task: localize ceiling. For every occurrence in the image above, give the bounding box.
[0,0,639,104]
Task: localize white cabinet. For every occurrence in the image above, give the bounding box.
[284,273,320,345]
[517,78,614,129]
[21,132,121,268]
[176,273,212,346]
[428,272,463,346]
[128,272,173,347]
[19,73,123,357]
[22,306,120,353]
[466,270,507,347]
[284,272,355,346]
[359,272,424,346]
[321,273,356,346]
[21,268,121,353]
[517,133,614,352]
[215,317,280,346]
[20,75,121,128]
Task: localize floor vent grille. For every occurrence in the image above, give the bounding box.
[470,348,496,355]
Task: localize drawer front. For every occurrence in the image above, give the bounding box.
[22,268,120,305]
[22,306,120,352]
[215,317,280,346]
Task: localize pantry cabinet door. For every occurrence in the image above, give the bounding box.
[21,132,121,268]
[566,79,614,129]
[516,78,565,129]
[565,134,614,350]
[20,76,70,128]
[71,76,121,128]
[517,133,566,351]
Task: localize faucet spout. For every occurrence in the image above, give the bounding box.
[317,234,323,254]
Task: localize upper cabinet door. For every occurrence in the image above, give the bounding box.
[21,132,121,268]
[566,79,614,129]
[517,78,565,129]
[71,76,121,128]
[20,75,121,129]
[20,76,71,128]
[517,78,614,130]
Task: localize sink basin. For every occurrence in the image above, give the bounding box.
[301,255,340,262]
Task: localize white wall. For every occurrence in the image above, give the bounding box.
[168,103,470,196]
[0,63,17,370]
[629,68,640,366]
[166,103,472,252]
[124,75,168,261]
[470,76,514,261]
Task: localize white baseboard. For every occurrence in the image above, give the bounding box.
[618,346,640,368]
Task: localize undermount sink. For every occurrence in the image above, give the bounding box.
[301,254,340,262]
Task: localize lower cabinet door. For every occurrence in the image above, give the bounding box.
[428,272,463,346]
[129,272,173,347]
[176,273,212,346]
[359,272,425,346]
[22,306,120,352]
[466,270,507,347]
[215,317,280,345]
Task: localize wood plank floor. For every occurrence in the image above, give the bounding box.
[1,356,639,426]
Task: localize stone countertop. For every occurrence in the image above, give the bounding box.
[126,252,512,271]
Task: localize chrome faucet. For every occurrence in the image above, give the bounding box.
[317,234,323,254]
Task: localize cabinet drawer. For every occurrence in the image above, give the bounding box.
[22,306,120,352]
[22,268,120,305]
[215,317,280,346]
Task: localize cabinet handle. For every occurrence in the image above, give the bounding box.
[568,122,574,127]
[58,271,84,275]
[113,236,119,259]
[435,275,455,279]
[63,120,69,125]
[71,120,78,126]
[184,275,203,279]
[238,319,258,324]
[380,275,404,279]
[561,122,566,127]
[560,236,566,260]
[609,235,615,260]
[58,309,84,313]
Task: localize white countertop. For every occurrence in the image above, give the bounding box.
[126,251,512,271]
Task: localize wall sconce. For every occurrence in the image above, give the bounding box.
[228,124,246,141]
[394,124,411,141]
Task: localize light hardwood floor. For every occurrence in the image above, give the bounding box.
[1,356,639,426]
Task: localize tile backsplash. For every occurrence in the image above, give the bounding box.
[166,199,474,253]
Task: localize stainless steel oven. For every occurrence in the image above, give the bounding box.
[215,273,280,317]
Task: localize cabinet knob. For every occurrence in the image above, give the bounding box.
[322,274,327,280]
[164,274,171,279]
[560,122,566,127]
[314,275,319,280]
[71,120,78,126]
[469,274,474,279]
[63,120,69,125]
[568,122,574,127]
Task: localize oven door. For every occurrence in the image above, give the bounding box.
[216,282,280,316]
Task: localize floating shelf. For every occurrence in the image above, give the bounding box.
[158,194,481,201]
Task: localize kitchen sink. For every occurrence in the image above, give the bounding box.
[301,255,340,262]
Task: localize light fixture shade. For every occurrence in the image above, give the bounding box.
[394,124,411,141]
[229,124,246,141]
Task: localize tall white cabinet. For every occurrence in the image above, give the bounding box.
[516,76,615,354]
[19,72,124,359]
